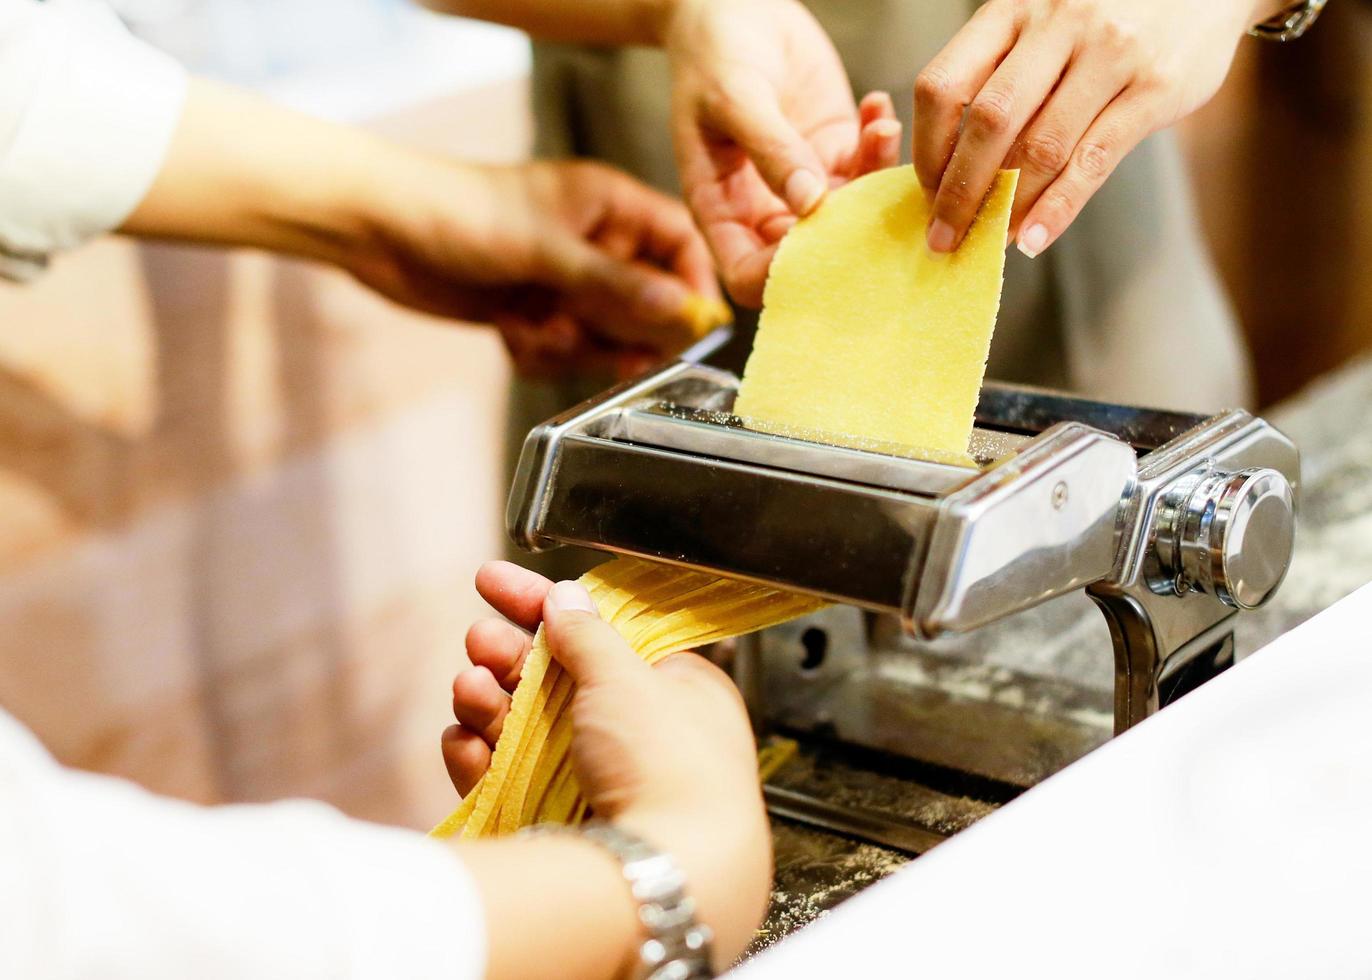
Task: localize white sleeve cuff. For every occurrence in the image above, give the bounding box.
[0,0,188,278]
[0,707,487,980]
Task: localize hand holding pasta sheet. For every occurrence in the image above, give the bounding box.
[915,0,1294,258]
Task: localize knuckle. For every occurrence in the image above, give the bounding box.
[1037,186,1076,223]
[1021,130,1073,174]
[914,66,957,111]
[723,269,763,308]
[937,181,977,215]
[1051,0,1096,19]
[1136,65,1180,94]
[1073,139,1115,182]
[995,0,1031,23]
[967,89,1015,136]
[698,81,738,122]
[1094,15,1140,53]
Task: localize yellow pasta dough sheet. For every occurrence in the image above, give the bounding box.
[734,166,1018,460]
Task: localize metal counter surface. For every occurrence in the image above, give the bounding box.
[750,354,1372,955]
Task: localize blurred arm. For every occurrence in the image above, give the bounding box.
[117,76,453,270]
[422,0,678,45]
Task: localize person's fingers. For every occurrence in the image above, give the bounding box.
[927,30,1073,252]
[497,304,581,379]
[706,224,779,308]
[1014,90,1155,258]
[542,580,650,688]
[758,213,796,243]
[500,322,658,381]
[546,233,687,327]
[663,230,723,304]
[545,233,718,352]
[452,666,511,746]
[913,0,1018,198]
[601,172,725,301]
[655,650,742,697]
[592,222,640,263]
[610,349,662,380]
[474,560,554,633]
[831,93,900,181]
[698,74,831,217]
[849,117,903,179]
[858,90,897,130]
[442,724,492,797]
[465,617,534,692]
[674,102,791,308]
[1004,52,1132,238]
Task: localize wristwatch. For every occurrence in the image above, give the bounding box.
[521,821,716,980]
[1249,0,1328,41]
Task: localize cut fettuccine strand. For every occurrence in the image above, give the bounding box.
[432,558,826,839]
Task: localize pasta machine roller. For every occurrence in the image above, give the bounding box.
[508,360,1299,736]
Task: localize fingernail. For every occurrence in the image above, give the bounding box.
[785,169,825,216]
[869,119,901,140]
[927,218,956,253]
[1018,223,1049,259]
[641,278,686,317]
[547,580,598,617]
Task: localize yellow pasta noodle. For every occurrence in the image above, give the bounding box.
[435,562,827,838]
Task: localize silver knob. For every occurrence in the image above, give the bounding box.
[1169,468,1296,610]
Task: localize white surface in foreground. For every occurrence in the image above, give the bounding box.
[737,583,1372,979]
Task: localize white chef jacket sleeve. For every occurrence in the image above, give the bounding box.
[0,707,487,980]
[0,0,187,281]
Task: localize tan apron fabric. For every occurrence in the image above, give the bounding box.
[507,0,1254,574]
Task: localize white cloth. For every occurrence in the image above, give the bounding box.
[736,582,1372,980]
[0,0,186,280]
[0,706,486,979]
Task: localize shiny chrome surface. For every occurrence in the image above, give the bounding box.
[911,422,1137,637]
[605,405,982,496]
[1162,468,1297,610]
[1090,411,1300,732]
[763,785,947,855]
[507,361,1300,735]
[507,361,738,552]
[521,429,941,611]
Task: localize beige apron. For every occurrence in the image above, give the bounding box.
[509,0,1254,574]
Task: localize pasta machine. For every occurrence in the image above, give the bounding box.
[507,356,1299,859]
[510,357,1298,728]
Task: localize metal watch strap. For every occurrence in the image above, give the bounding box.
[1249,0,1327,41]
[520,821,716,980]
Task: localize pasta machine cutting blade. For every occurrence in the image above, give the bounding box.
[508,360,1299,736]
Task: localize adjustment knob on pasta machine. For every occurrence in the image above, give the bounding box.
[1157,467,1296,610]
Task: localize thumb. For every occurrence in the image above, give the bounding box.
[540,233,712,351]
[704,76,829,216]
[543,580,650,687]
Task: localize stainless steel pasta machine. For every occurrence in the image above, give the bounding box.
[506,356,1299,861]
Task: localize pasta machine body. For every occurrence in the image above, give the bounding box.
[509,359,1299,738]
